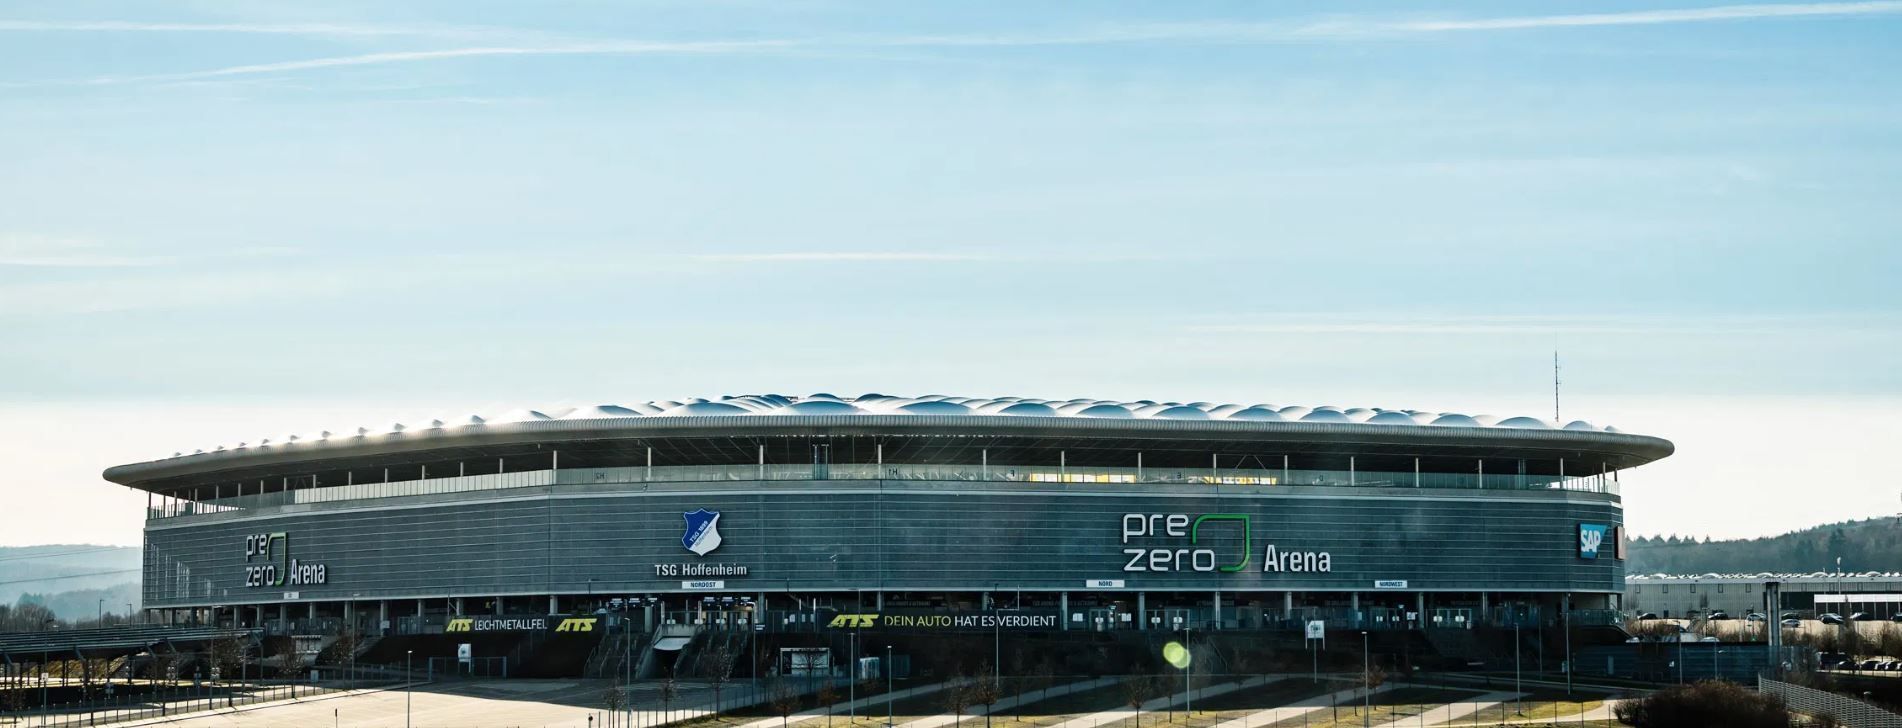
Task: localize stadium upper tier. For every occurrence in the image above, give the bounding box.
[103,393,1672,496]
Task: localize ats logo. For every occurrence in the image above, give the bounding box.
[682,509,724,556]
[829,614,878,628]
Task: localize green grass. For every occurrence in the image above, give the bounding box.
[1262,687,1486,728]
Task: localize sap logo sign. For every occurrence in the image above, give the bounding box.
[1578,523,1610,559]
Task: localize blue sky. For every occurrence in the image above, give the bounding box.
[0,1,1897,546]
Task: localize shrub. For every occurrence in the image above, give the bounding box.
[1613,680,1790,728]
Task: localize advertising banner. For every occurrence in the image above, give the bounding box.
[823,610,1061,631]
[444,615,599,633]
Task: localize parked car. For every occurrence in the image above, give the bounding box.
[1635,612,1659,620]
[1745,612,1767,622]
[1860,659,1882,670]
[1850,612,1876,621]
[1708,610,1732,620]
[1819,653,1850,669]
[1821,613,1847,625]
[1890,613,1902,623]
[1782,618,1804,628]
[1782,612,1802,620]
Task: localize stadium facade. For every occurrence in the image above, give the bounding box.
[104,393,1670,637]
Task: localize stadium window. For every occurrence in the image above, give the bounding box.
[1661,585,1669,594]
[1745,584,1753,592]
[1689,584,1697,593]
[1717,584,1724,593]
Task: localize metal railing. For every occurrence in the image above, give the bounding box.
[14,678,397,728]
[151,461,1616,520]
[1759,673,1902,727]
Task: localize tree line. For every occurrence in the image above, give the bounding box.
[1629,516,1902,575]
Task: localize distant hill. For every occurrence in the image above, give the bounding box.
[0,545,141,612]
[1628,517,1902,575]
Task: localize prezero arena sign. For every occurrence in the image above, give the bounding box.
[1119,513,1332,573]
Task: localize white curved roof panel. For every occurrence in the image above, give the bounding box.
[120,392,1658,475]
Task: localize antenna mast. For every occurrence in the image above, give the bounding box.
[1553,350,1561,423]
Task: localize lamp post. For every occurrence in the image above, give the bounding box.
[1562,593,1573,697]
[886,644,894,728]
[405,649,414,728]
[1513,604,1523,715]
[1361,631,1370,728]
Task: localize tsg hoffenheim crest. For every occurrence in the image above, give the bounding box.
[682,509,724,556]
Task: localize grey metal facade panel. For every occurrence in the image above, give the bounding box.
[106,415,1672,489]
[142,481,1623,608]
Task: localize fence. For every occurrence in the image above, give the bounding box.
[151,459,1617,520]
[6,678,396,728]
[1759,674,1902,728]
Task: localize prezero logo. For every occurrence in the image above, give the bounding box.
[1121,513,1332,573]
[1121,514,1252,572]
[1578,523,1609,559]
[242,532,327,588]
[682,509,724,556]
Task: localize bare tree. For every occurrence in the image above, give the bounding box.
[660,678,680,724]
[943,672,975,727]
[603,687,627,728]
[703,645,738,715]
[1036,659,1056,702]
[1122,676,1151,728]
[970,664,1000,728]
[771,679,802,728]
[817,681,841,728]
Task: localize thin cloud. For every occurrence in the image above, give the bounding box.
[847,1,1902,46]
[1390,1,1902,32]
[681,251,1184,264]
[0,234,172,268]
[0,19,515,40]
[687,252,999,263]
[57,41,803,87]
[1187,313,1898,336]
[16,1,1902,87]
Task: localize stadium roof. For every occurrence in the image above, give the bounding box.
[104,392,1673,489]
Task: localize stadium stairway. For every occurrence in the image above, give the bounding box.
[516,629,605,678]
[585,628,635,679]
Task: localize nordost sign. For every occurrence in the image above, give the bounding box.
[1120,513,1332,573]
[242,533,328,588]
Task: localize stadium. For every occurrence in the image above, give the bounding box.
[101,391,1670,679]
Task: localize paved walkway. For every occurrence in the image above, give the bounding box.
[1471,698,1627,725]
[1045,675,1279,728]
[731,680,954,728]
[1370,690,1520,728]
[103,683,418,727]
[1204,682,1395,728]
[896,677,1120,728]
